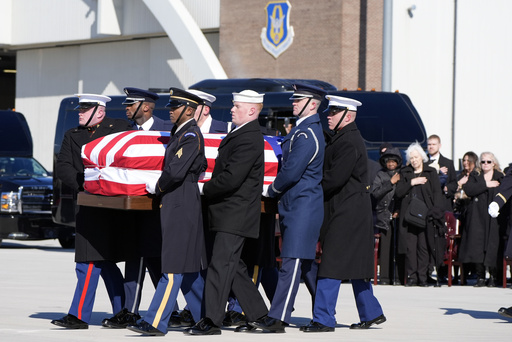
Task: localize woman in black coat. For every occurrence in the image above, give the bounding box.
[459,152,504,287]
[395,142,443,286]
[446,151,479,230]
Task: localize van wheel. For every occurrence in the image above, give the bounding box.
[58,236,75,249]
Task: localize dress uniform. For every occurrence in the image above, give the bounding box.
[127,88,208,336]
[188,89,230,134]
[301,95,386,333]
[51,94,133,329]
[249,84,326,332]
[189,88,278,328]
[184,90,269,336]
[102,87,172,328]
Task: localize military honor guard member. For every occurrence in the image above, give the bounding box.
[123,86,173,131]
[301,95,386,333]
[184,90,269,336]
[127,88,208,336]
[51,94,132,329]
[102,87,170,329]
[249,84,326,333]
[188,89,231,133]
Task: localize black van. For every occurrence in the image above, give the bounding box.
[52,78,426,226]
[0,110,74,247]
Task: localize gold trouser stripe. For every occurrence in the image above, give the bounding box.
[252,265,259,284]
[152,273,174,327]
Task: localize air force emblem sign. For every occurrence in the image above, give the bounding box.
[261,1,295,59]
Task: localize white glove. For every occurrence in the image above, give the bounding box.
[262,184,270,197]
[198,182,204,195]
[488,201,500,218]
[146,182,156,194]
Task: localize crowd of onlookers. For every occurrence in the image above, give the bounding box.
[371,135,511,287]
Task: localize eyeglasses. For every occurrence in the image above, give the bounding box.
[480,160,493,164]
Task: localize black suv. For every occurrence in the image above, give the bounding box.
[0,110,74,248]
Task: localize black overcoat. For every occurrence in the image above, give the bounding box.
[459,169,504,266]
[155,119,208,273]
[203,119,264,239]
[55,117,133,262]
[395,164,445,266]
[318,122,374,280]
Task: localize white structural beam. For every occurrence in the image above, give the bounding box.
[143,0,227,80]
[97,0,121,35]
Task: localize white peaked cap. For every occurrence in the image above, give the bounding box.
[75,93,112,106]
[232,90,264,103]
[325,95,362,111]
[187,89,217,107]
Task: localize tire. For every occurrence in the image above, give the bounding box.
[58,236,75,249]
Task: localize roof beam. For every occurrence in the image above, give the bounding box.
[143,0,227,80]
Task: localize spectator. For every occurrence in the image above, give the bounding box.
[371,147,402,285]
[395,142,443,287]
[427,134,457,211]
[459,152,504,287]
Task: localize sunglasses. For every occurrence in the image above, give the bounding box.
[480,160,493,164]
[326,106,348,115]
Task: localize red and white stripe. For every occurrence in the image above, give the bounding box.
[82,131,281,196]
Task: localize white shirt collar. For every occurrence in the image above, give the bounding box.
[175,118,194,134]
[230,121,250,133]
[200,115,212,134]
[138,117,154,131]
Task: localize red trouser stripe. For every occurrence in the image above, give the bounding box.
[78,263,94,320]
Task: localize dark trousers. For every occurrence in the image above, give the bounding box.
[123,256,162,315]
[405,225,429,283]
[379,227,395,283]
[204,232,268,326]
[227,265,278,313]
[69,261,124,323]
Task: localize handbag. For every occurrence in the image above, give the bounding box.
[404,196,428,228]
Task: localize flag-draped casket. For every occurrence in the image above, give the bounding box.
[81,130,282,196]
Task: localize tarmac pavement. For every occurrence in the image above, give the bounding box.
[1,238,511,342]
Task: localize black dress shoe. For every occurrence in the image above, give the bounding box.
[474,278,486,287]
[184,317,221,335]
[102,308,140,328]
[51,314,88,329]
[234,323,257,332]
[418,281,429,287]
[127,320,165,336]
[487,277,496,287]
[180,309,195,327]
[248,315,285,333]
[405,278,417,287]
[498,306,512,318]
[350,314,386,329]
[300,321,335,332]
[223,310,247,326]
[168,310,182,327]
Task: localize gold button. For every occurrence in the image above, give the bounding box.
[159,204,163,208]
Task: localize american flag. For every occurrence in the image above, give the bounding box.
[82,130,282,196]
